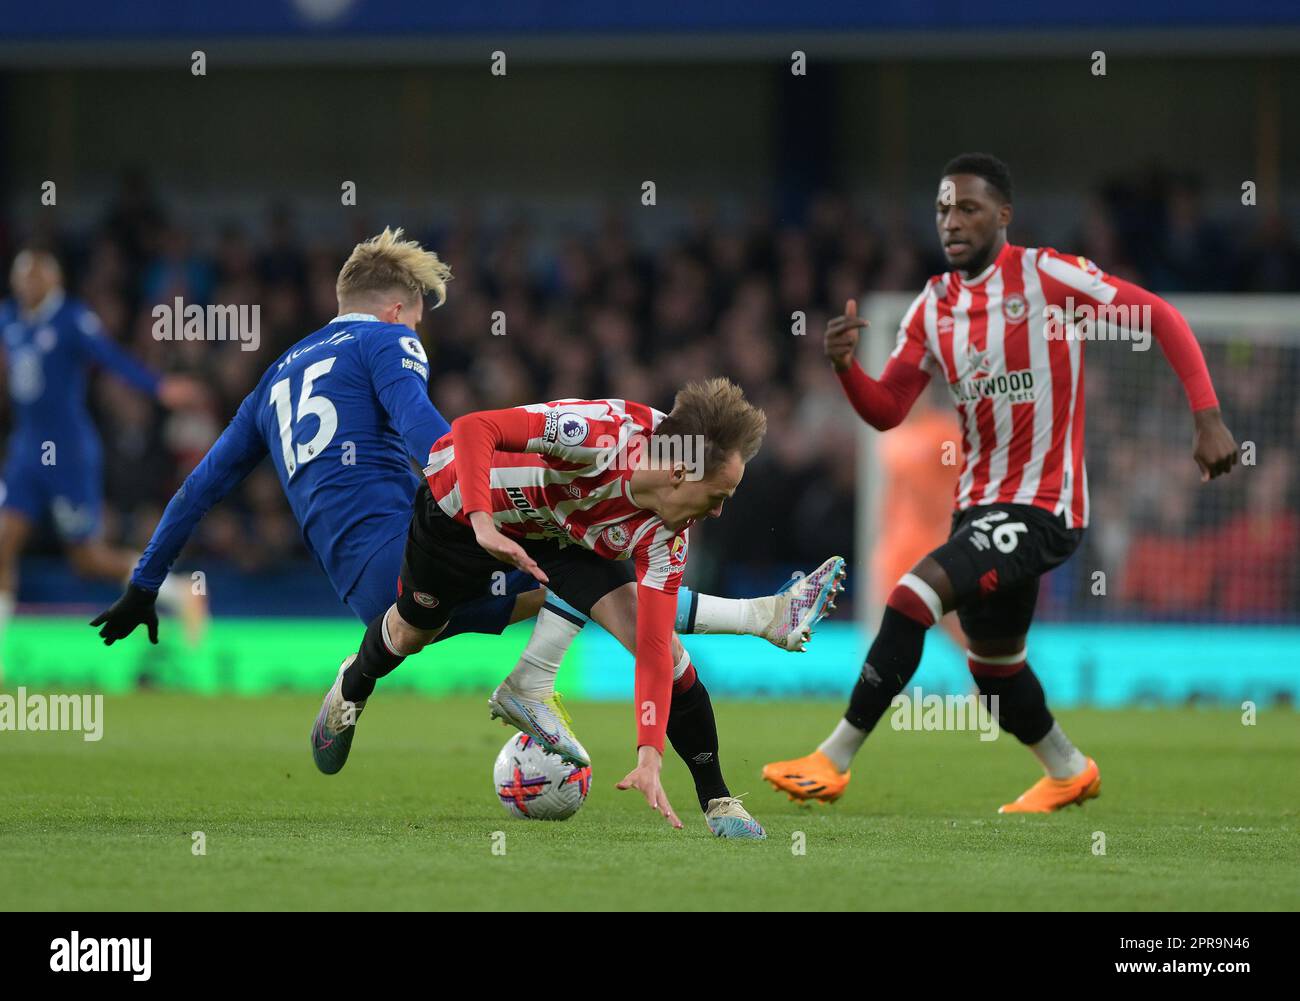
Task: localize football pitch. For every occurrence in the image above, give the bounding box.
[2,695,1296,911]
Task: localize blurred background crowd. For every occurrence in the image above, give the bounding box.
[3,164,1297,622]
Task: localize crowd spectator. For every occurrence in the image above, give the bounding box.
[3,169,1296,620]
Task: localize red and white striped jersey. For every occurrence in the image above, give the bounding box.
[426,397,691,753]
[891,243,1127,528]
[423,398,690,593]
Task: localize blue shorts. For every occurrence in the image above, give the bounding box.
[0,432,103,542]
[343,530,539,635]
[343,532,406,623]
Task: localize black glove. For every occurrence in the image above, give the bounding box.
[90,583,160,645]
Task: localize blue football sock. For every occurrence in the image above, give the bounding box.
[675,586,699,633]
[542,592,590,628]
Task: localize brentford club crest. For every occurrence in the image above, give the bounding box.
[1002,293,1028,323]
[602,523,632,550]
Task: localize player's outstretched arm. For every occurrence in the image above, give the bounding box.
[467,511,549,584]
[1105,279,1236,479]
[1037,253,1239,481]
[77,307,208,410]
[91,397,268,645]
[614,581,682,828]
[76,311,163,396]
[827,299,930,431]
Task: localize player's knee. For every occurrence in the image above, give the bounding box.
[385,605,440,655]
[589,581,637,648]
[967,633,1028,661]
[886,572,945,628]
[510,588,546,624]
[909,556,955,608]
[966,644,1027,679]
[671,645,695,694]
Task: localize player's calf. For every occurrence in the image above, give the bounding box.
[666,656,728,809]
[65,538,136,582]
[315,605,443,774]
[836,572,944,746]
[664,655,765,838]
[340,604,441,704]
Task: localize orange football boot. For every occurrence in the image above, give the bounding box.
[762,750,850,803]
[998,757,1101,814]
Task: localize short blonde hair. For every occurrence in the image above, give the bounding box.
[336,227,452,309]
[653,377,767,472]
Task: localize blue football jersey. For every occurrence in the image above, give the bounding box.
[134,315,450,599]
[1,291,159,442]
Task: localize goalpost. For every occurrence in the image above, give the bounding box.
[856,293,1300,634]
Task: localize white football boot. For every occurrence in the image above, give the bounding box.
[705,795,767,840]
[488,681,590,767]
[310,655,366,775]
[758,555,847,652]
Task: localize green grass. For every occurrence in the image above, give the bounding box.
[1,695,1297,910]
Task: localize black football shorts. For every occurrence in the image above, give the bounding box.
[928,502,1084,641]
[395,482,634,632]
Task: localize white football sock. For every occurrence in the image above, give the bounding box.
[673,646,692,682]
[690,593,772,636]
[504,605,582,698]
[818,718,867,772]
[1031,722,1088,779]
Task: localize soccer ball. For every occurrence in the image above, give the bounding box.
[493,733,591,821]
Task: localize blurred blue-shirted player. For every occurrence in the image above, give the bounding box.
[91,228,542,645]
[0,248,206,657]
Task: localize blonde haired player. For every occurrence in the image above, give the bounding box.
[90,230,844,835]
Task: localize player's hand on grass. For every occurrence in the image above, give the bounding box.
[1192,408,1239,482]
[825,298,869,373]
[616,746,683,829]
[90,583,160,645]
[468,511,549,584]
